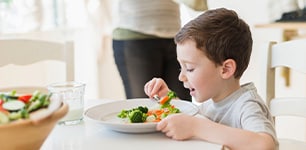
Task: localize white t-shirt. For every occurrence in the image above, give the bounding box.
[113,0,181,38]
[199,82,279,149]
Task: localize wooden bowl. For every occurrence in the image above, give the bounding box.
[0,103,68,150]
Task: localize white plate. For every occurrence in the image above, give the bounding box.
[84,98,199,133]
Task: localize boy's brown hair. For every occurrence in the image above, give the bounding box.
[175,8,253,78]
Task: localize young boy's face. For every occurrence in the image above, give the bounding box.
[176,40,224,102]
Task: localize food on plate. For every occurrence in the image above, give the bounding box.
[117,106,149,123]
[158,90,177,106]
[117,91,180,123]
[0,90,51,124]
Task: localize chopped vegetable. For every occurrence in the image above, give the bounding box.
[0,90,51,124]
[128,110,147,123]
[146,115,156,122]
[117,106,149,123]
[18,95,32,103]
[2,100,25,112]
[137,106,148,113]
[0,105,9,114]
[0,112,9,124]
[117,91,180,123]
[159,90,177,106]
[8,111,23,120]
[159,96,170,105]
[117,110,129,118]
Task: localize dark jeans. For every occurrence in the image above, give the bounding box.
[113,38,191,101]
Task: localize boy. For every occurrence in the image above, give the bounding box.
[144,8,278,150]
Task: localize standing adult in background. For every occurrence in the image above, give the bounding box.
[112,0,207,101]
[275,0,306,22]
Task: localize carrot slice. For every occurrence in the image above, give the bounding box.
[159,95,169,105]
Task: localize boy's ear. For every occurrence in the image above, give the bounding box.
[220,59,236,79]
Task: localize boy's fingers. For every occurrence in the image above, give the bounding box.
[156,119,167,131]
[144,79,154,97]
[144,78,160,98]
[144,82,150,96]
[151,78,165,96]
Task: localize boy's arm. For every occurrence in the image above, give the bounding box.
[173,0,208,11]
[193,117,276,150]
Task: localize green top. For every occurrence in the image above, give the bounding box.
[112,28,158,40]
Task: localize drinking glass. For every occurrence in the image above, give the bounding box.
[48,81,85,125]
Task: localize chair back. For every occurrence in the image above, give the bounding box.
[0,39,74,88]
[266,39,306,150]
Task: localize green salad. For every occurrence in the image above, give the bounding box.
[0,90,51,124]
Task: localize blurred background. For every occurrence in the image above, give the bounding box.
[2,0,305,99]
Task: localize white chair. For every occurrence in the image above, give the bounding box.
[266,39,306,150]
[0,38,74,91]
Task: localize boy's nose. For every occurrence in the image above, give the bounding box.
[178,71,187,82]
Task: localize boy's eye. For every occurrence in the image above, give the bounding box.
[186,68,194,72]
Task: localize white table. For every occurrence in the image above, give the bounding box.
[41,99,224,150]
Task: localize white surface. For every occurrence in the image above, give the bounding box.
[84,99,199,133]
[41,99,223,150]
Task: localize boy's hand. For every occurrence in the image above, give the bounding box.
[157,113,195,140]
[144,78,170,99]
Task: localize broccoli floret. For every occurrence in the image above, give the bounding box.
[117,109,129,118]
[167,90,177,99]
[117,106,150,123]
[137,106,148,113]
[168,107,180,113]
[172,107,180,113]
[128,110,147,123]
